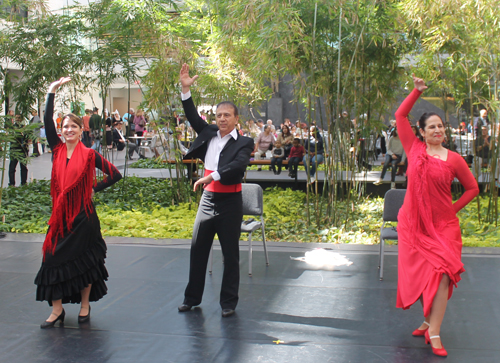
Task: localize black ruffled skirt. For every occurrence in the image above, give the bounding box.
[35,204,109,305]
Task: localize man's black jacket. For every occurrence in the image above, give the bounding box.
[182,97,253,186]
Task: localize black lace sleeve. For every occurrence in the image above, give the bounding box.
[93,151,122,192]
[44,93,62,149]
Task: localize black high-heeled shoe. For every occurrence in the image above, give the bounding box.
[78,306,91,323]
[40,309,65,329]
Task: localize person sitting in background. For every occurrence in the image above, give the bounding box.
[288,138,305,178]
[254,125,274,171]
[257,119,265,133]
[374,128,404,188]
[277,124,294,158]
[270,141,285,175]
[112,121,144,160]
[472,126,491,176]
[303,126,324,184]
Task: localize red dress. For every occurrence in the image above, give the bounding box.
[395,89,479,317]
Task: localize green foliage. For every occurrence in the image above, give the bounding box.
[129,158,172,169]
[0,180,498,247]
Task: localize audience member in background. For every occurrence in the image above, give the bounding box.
[89,107,102,151]
[82,109,91,147]
[256,119,265,133]
[134,109,147,145]
[30,110,42,157]
[247,120,260,139]
[56,112,63,131]
[123,108,135,137]
[303,126,324,184]
[374,128,404,189]
[39,125,47,153]
[104,110,113,149]
[112,121,143,160]
[472,126,491,176]
[288,138,305,178]
[474,109,489,137]
[8,114,30,186]
[270,141,285,175]
[254,125,274,171]
[277,124,294,158]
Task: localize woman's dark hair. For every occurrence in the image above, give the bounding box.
[282,124,291,136]
[417,112,443,141]
[216,101,239,117]
[392,128,398,137]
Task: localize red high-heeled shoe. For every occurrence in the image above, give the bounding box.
[425,330,448,357]
[412,321,429,336]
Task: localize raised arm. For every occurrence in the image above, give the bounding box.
[44,77,71,148]
[93,152,122,192]
[180,63,207,134]
[395,74,428,155]
[43,93,61,149]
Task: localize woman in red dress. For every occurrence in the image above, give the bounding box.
[395,74,479,357]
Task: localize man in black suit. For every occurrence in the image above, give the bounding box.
[177,63,254,318]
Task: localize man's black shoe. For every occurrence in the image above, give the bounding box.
[178,304,192,312]
[221,309,235,318]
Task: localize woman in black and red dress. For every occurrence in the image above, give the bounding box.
[35,77,122,328]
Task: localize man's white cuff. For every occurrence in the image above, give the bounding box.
[211,171,220,181]
[181,91,191,101]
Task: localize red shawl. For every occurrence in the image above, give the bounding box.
[43,141,96,256]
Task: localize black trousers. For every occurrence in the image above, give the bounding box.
[184,190,242,310]
[9,157,28,186]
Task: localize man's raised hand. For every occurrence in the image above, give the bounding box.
[180,63,199,93]
[412,73,428,92]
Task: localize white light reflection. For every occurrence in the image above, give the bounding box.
[291,248,353,268]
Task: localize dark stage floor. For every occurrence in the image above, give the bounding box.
[1,235,499,363]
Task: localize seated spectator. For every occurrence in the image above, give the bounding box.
[270,141,285,175]
[288,138,305,178]
[374,128,404,188]
[302,126,324,183]
[277,124,294,158]
[472,126,491,176]
[112,121,144,160]
[254,125,275,171]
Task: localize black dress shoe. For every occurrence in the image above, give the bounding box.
[221,309,235,318]
[40,309,65,329]
[78,306,91,323]
[178,304,192,312]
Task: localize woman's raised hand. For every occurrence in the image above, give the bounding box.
[412,73,428,92]
[180,63,199,92]
[48,77,71,93]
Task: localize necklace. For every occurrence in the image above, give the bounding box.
[431,154,441,159]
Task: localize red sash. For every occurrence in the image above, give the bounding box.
[204,169,241,193]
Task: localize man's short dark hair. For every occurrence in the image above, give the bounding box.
[257,119,263,124]
[216,101,238,117]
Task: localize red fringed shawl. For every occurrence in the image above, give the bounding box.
[43,141,96,257]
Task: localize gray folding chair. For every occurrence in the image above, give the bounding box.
[209,183,269,276]
[379,189,406,280]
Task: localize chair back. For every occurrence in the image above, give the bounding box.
[242,183,263,216]
[383,189,406,222]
